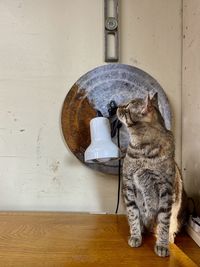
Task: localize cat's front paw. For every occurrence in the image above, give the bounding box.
[128,236,142,248]
[154,244,170,257]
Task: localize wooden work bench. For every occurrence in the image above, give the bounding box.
[0,212,199,267]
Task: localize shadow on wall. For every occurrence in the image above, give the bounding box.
[184,168,200,217]
[191,193,200,217]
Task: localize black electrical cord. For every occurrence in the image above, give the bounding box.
[115,126,121,214]
[107,100,122,214]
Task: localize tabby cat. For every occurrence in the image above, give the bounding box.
[117,93,183,257]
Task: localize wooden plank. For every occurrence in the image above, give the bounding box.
[0,212,198,267]
[175,231,200,266]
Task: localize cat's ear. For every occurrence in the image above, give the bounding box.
[151,92,158,107]
[142,94,152,114]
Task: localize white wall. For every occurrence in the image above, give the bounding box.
[0,0,182,213]
[182,0,200,214]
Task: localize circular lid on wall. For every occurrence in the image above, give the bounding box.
[61,63,171,174]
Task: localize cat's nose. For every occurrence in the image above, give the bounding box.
[117,107,125,118]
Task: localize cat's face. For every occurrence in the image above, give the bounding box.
[117,94,159,128]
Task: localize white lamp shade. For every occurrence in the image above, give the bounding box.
[84,117,120,163]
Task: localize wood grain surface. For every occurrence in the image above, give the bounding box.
[0,212,198,267]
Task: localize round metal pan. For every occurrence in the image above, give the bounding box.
[61,64,171,174]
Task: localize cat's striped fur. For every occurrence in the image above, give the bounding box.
[117,93,183,257]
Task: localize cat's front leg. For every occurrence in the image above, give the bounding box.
[127,206,142,248]
[155,186,173,257]
[123,182,142,248]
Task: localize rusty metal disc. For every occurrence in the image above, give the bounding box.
[61,64,171,174]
